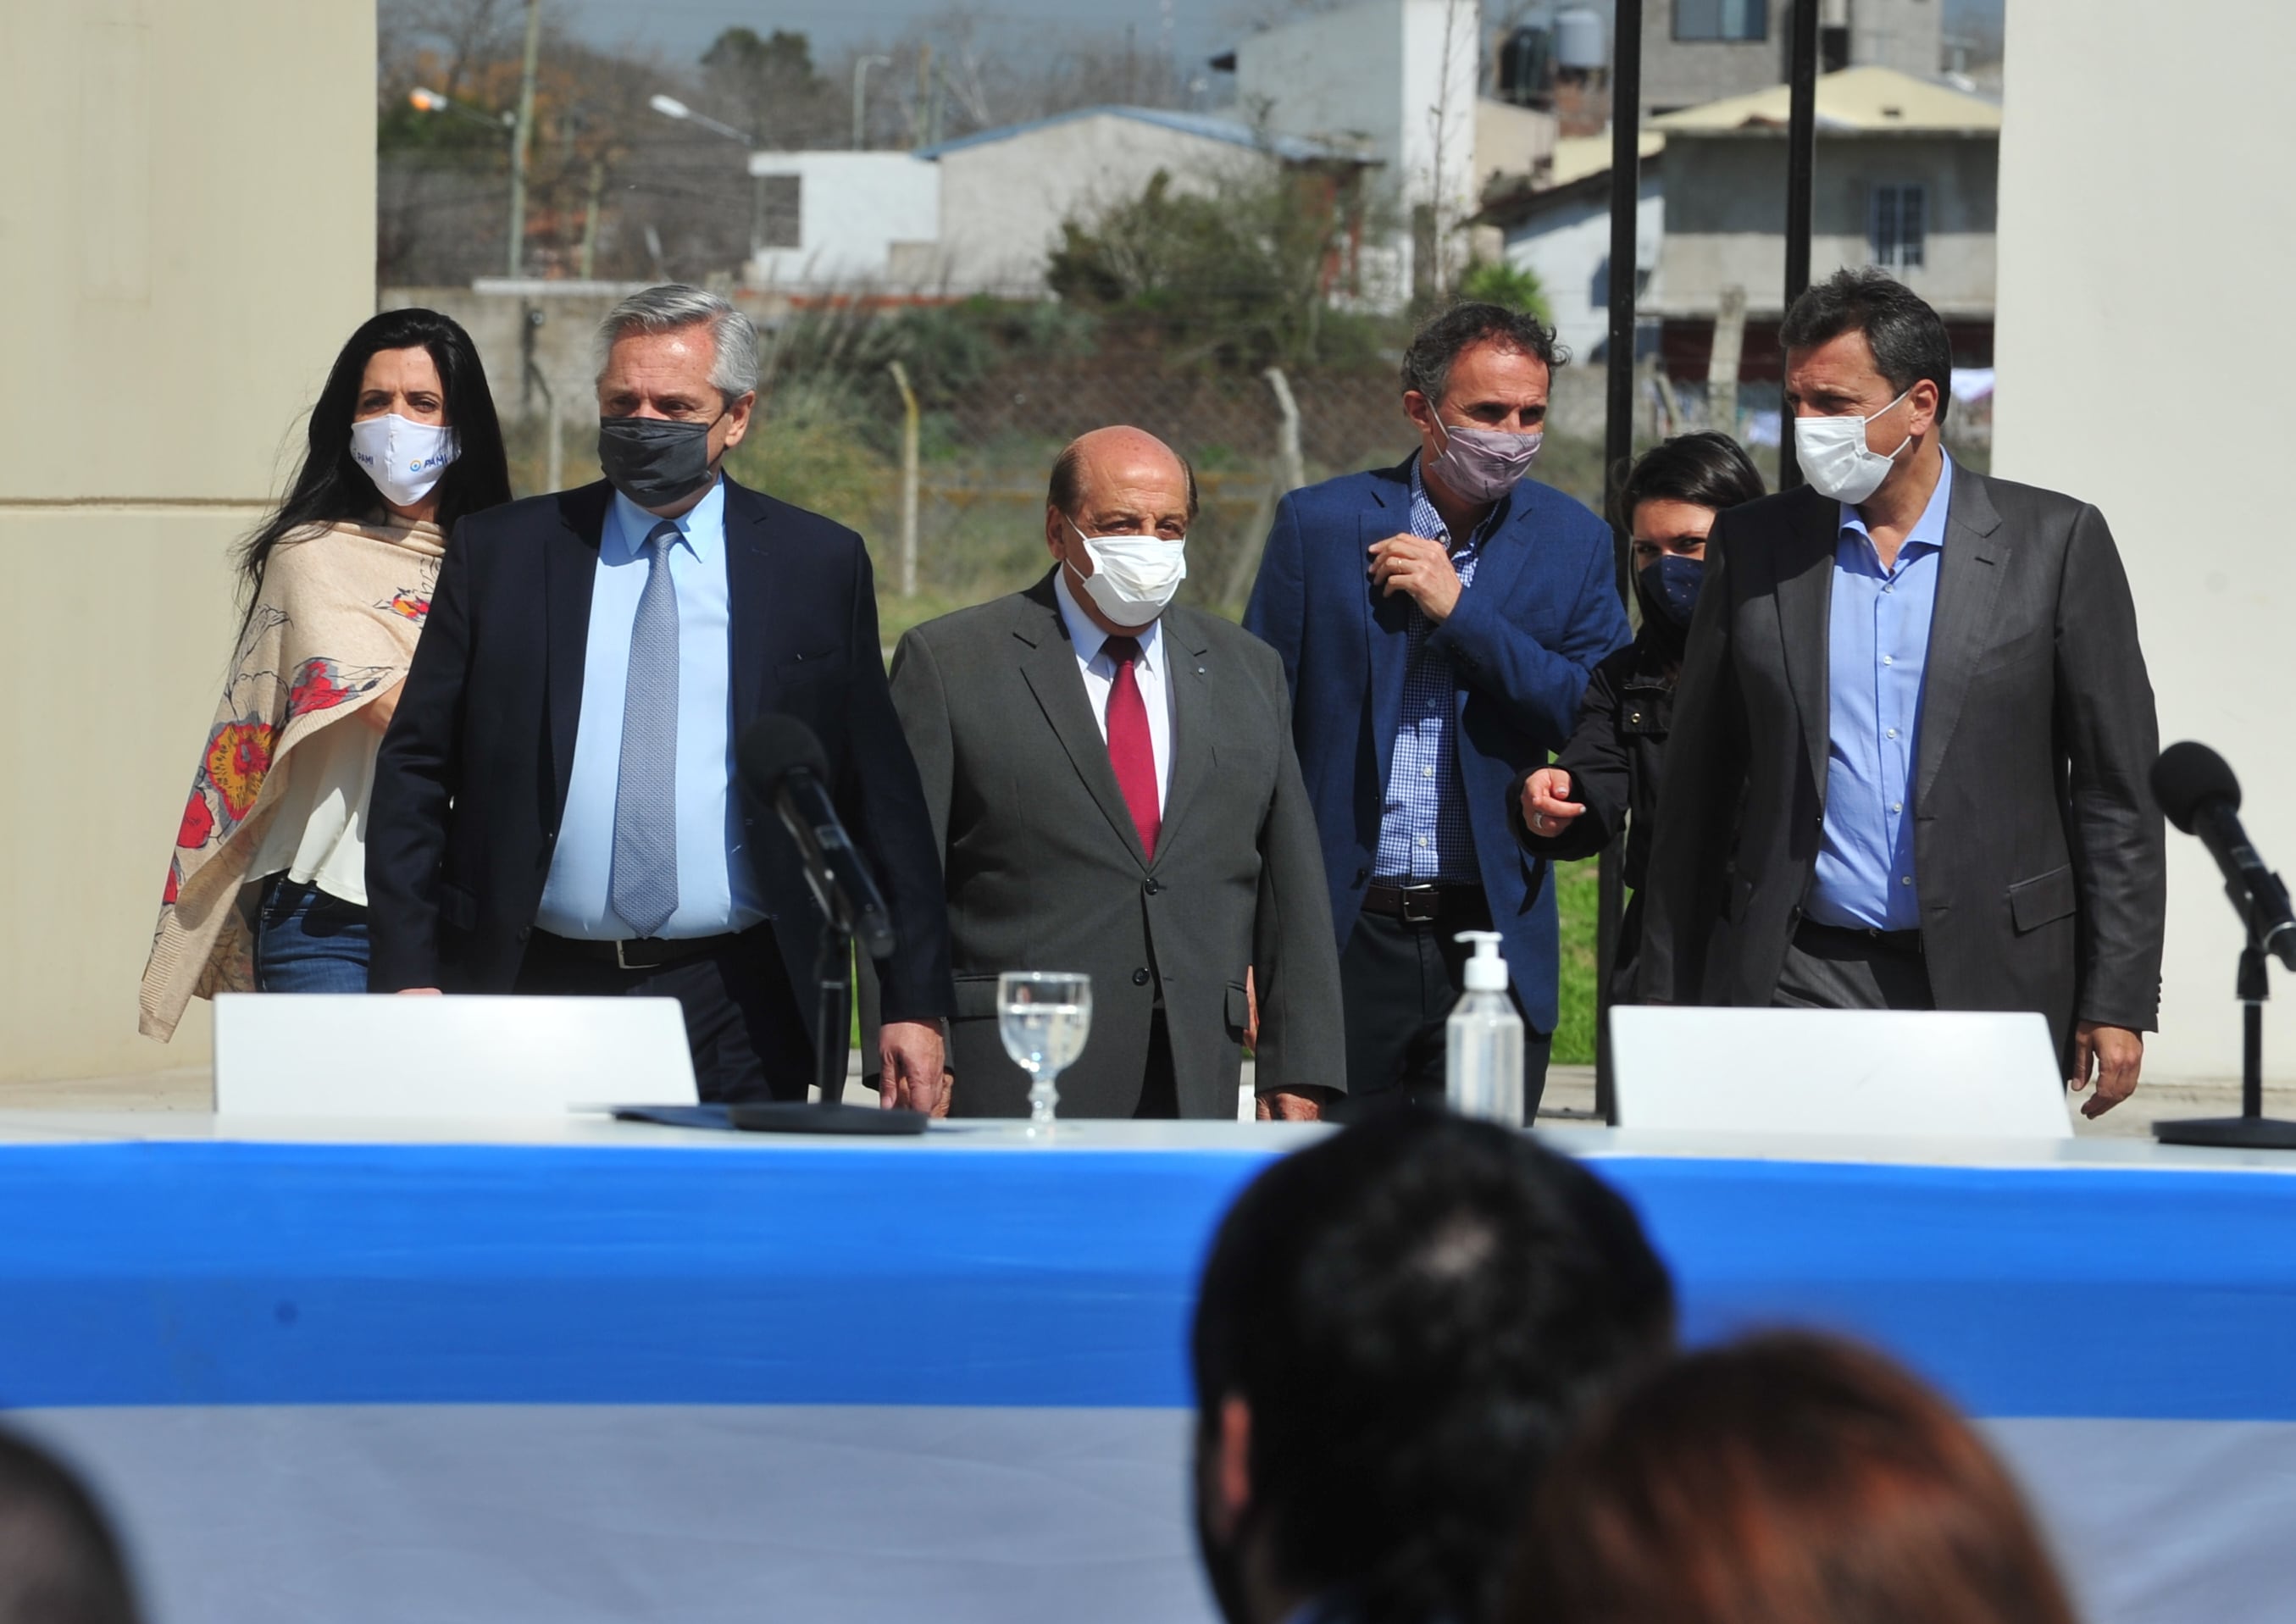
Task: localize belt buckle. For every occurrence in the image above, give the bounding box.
[615,939,641,971]
[1399,886,1442,926]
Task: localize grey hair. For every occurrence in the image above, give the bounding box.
[594,284,760,402]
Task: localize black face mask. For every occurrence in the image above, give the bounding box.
[596,413,719,508]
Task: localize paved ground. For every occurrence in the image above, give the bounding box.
[7,1057,2287,1140]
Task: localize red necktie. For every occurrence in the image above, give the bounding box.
[1103,636,1160,860]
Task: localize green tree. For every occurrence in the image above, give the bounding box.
[1456,258,1553,324]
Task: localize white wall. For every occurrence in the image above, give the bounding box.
[934,115,1272,295]
[1994,0,2294,1080]
[0,0,374,1083]
[1236,0,1478,285]
[745,153,940,290]
[1501,175,1665,363]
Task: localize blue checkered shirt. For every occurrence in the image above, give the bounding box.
[1373,458,1493,883]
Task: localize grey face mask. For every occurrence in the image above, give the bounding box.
[1425,418,1544,504]
[596,413,720,507]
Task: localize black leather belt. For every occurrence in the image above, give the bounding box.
[531,929,740,972]
[1796,919,1924,956]
[1361,883,1490,928]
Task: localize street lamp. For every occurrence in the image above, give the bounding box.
[408,87,524,276]
[852,56,892,149]
[647,92,768,264]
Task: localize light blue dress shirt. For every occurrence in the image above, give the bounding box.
[535,477,767,939]
[1373,456,1495,884]
[1807,454,1955,931]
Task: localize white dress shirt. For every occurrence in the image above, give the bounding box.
[1052,567,1172,812]
[535,478,767,939]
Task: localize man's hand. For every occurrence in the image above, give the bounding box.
[880,1019,949,1117]
[1244,968,1261,1052]
[1256,1087,1331,1122]
[1367,534,1463,623]
[1522,768,1584,839]
[396,988,442,995]
[2068,1022,2143,1119]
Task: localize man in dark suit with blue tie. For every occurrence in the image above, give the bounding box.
[1245,303,1630,1118]
[367,285,954,1107]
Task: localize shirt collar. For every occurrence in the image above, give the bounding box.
[1407,451,1510,549]
[606,474,726,564]
[1839,452,1954,554]
[1052,565,1162,673]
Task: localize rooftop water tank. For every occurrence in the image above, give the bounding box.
[1555,7,1606,70]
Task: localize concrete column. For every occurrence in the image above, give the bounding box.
[0,1,376,1082]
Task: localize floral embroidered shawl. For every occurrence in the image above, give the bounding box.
[137,518,445,1040]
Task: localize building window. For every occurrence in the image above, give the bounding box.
[756,175,801,251]
[1674,0,1768,42]
[1870,183,1927,272]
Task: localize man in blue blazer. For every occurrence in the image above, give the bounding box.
[1245,303,1629,1117]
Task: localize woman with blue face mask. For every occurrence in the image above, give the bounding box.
[139,309,513,1038]
[1511,432,1765,1000]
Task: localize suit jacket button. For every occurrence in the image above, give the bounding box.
[1132,967,1151,986]
[517,926,531,942]
[1145,879,1163,895]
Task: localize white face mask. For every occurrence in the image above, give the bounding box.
[349,413,458,509]
[1068,518,1188,624]
[1793,386,1914,506]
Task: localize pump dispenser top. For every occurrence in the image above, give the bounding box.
[1458,930,1508,992]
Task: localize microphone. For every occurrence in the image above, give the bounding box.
[2152,742,2296,971]
[737,714,897,960]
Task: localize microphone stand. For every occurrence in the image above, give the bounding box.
[2154,897,2296,1149]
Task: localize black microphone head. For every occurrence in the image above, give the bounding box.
[738,712,829,794]
[2152,741,2241,834]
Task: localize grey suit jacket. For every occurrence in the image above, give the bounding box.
[1639,465,2166,1056]
[887,572,1347,1117]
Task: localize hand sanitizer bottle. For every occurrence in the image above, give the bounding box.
[1446,931,1525,1127]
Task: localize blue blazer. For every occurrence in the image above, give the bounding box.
[1243,457,1630,1030]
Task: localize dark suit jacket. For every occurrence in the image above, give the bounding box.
[886,573,1346,1118]
[365,478,955,1071]
[1639,465,2166,1056]
[1243,457,1631,1033]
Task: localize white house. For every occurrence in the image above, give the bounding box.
[1479,132,1666,363]
[742,152,939,290]
[1225,0,1482,295]
[744,107,1373,297]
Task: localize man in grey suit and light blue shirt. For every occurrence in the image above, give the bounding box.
[1641,269,2166,1118]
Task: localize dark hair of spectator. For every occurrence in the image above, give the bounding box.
[236,307,512,630]
[0,1429,141,1624]
[1192,1111,1676,1624]
[1780,267,1955,424]
[1400,302,1565,404]
[1507,1333,2079,1624]
[1614,431,1766,666]
[1045,435,1201,524]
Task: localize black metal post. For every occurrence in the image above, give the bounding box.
[1592,0,1645,1125]
[1778,0,1821,491]
[815,920,854,1106]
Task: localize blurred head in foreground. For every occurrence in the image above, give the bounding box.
[0,1430,138,1624]
[1190,1111,1676,1624]
[1507,1332,2078,1624]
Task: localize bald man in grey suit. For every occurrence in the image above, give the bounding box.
[887,427,1345,1120]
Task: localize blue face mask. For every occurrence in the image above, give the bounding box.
[1639,554,1705,629]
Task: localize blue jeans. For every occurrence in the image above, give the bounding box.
[254,876,372,994]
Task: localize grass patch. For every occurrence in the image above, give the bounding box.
[1552,859,1601,1065]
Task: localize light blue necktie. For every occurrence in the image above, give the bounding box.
[609,520,680,939]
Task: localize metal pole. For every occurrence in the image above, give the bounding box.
[507,0,543,278]
[1592,0,1644,1127]
[1778,0,1821,491]
[888,361,921,597]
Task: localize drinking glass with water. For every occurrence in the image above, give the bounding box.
[997,971,1092,1133]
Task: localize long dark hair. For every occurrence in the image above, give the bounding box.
[236,307,510,621]
[1612,431,1766,666]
